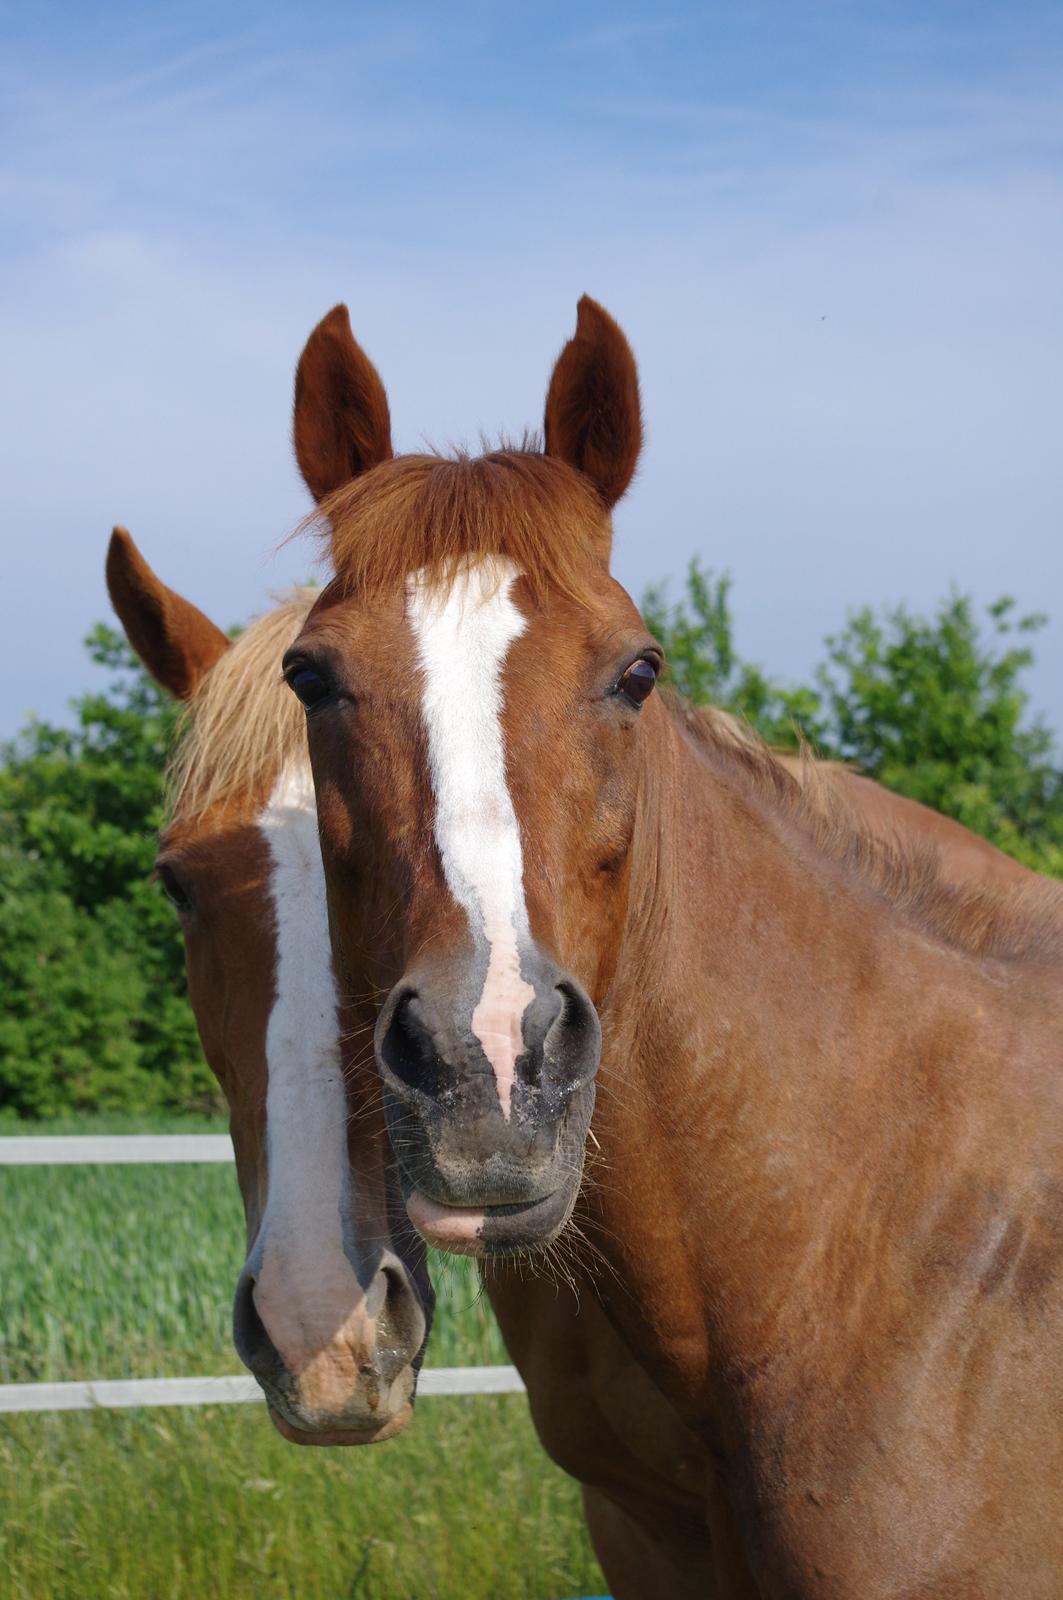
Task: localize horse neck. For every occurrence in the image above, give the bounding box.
[590,703,989,1419]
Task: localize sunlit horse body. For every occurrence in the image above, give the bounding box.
[110,521,1043,1599]
[287,299,1063,1595]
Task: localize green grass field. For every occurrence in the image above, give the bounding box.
[0,1118,605,1600]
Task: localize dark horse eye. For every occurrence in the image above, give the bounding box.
[157,864,192,913]
[287,666,331,710]
[617,658,658,709]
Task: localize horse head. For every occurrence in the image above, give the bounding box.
[285,298,657,1256]
[107,529,432,1442]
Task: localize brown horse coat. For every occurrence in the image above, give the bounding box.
[486,752,1045,1600]
[110,533,1046,1597]
[286,297,1063,1597]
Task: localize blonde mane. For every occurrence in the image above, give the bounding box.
[166,590,315,823]
[671,697,1063,965]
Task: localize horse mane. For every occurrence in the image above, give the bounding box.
[167,590,315,822]
[670,696,1063,965]
[310,449,608,604]
[190,494,1061,964]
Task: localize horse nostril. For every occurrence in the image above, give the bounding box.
[373,1262,427,1384]
[380,989,443,1098]
[232,1270,287,1384]
[543,978,601,1095]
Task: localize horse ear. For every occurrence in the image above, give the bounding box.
[293,304,393,503]
[106,527,230,701]
[544,296,642,510]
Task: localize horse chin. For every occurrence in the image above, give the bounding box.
[258,1359,420,1448]
[267,1402,414,1447]
[405,1176,580,1258]
[392,1082,595,1257]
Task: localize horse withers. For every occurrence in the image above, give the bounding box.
[107,532,431,1445]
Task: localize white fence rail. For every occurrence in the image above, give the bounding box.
[1,1133,525,1414]
[0,1367,525,1415]
[0,1134,234,1165]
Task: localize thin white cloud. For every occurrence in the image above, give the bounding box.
[1,5,1061,738]
[562,18,687,54]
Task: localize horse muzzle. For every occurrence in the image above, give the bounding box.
[232,1247,428,1444]
[375,957,600,1255]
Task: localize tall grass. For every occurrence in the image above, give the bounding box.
[0,1117,605,1599]
[0,1402,603,1600]
[0,1123,505,1384]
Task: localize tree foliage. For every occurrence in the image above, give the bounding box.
[641,565,824,747]
[2,572,1062,1119]
[816,596,1063,871]
[0,628,217,1119]
[644,562,1063,875]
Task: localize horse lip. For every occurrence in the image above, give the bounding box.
[267,1403,413,1447]
[413,1186,560,1217]
[393,1142,565,1211]
[405,1182,575,1257]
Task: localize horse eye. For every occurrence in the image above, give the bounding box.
[617,658,658,709]
[287,666,331,710]
[157,864,192,913]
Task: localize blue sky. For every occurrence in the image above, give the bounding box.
[2,1,1062,733]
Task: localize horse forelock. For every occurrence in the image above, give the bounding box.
[166,590,315,823]
[303,448,610,609]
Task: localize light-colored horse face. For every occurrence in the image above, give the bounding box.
[108,530,431,1443]
[282,300,655,1258]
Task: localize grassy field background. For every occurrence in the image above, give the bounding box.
[0,1116,605,1600]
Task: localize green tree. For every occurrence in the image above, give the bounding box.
[642,560,824,747]
[644,563,1063,876]
[817,595,1063,873]
[4,571,1062,1122]
[0,628,216,1118]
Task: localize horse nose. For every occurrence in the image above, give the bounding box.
[540,977,600,1106]
[375,954,601,1228]
[377,986,446,1100]
[232,1265,286,1386]
[371,1260,429,1384]
[378,965,599,1117]
[232,1250,427,1434]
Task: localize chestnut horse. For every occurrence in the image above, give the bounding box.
[109,525,1041,1599]
[286,299,1063,1595]
[106,532,710,1590]
[106,533,431,1446]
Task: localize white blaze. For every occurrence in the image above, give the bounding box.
[407,557,535,1120]
[254,765,366,1400]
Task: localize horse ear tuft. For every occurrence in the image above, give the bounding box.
[293,304,393,503]
[543,296,642,510]
[106,527,230,700]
